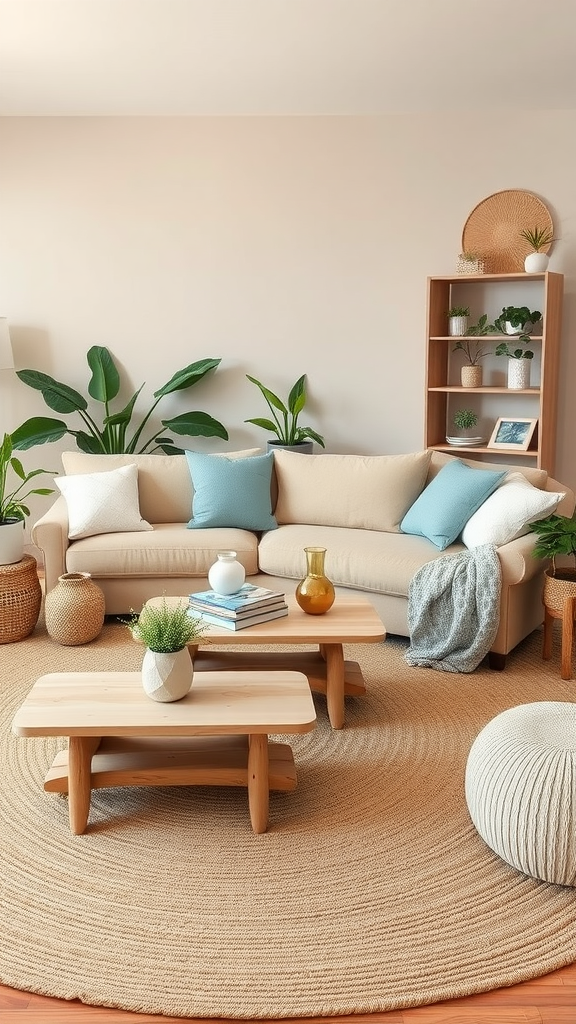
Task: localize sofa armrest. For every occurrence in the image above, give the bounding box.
[497,532,548,587]
[31,496,70,594]
[546,476,576,517]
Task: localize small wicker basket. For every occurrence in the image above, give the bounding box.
[0,554,42,644]
[543,568,576,615]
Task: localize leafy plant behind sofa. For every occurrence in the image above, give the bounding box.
[12,347,229,455]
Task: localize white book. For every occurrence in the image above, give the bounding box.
[196,606,289,631]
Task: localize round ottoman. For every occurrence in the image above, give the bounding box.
[465,702,576,886]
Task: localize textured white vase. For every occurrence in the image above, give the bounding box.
[142,647,193,702]
[208,550,246,595]
[448,315,468,337]
[507,358,531,390]
[0,519,24,565]
[524,252,549,273]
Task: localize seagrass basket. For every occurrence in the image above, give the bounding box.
[543,568,576,615]
[0,554,42,644]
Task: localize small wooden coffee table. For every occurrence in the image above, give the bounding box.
[147,594,386,729]
[12,669,316,835]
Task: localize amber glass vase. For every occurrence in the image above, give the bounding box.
[295,546,335,615]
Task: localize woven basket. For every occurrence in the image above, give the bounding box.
[543,568,576,615]
[45,572,106,646]
[461,365,483,388]
[0,554,42,644]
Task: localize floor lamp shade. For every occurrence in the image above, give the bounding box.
[0,318,14,370]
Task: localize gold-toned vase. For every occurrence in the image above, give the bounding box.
[295,546,335,615]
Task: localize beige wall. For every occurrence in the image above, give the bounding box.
[1,113,575,534]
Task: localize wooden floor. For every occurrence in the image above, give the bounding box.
[1,963,575,1023]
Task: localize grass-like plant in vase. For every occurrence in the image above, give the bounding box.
[126,598,210,703]
[520,226,554,273]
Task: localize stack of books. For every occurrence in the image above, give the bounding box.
[188,583,288,630]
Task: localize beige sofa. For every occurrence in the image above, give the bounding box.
[32,448,575,667]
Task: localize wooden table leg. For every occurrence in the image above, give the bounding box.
[561,596,576,681]
[543,606,554,661]
[67,736,100,835]
[247,734,269,834]
[324,643,345,729]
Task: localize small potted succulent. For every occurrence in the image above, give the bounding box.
[447,409,481,446]
[126,598,209,702]
[520,226,554,273]
[447,305,470,337]
[245,374,325,453]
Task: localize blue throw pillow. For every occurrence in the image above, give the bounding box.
[400,459,506,550]
[185,450,277,531]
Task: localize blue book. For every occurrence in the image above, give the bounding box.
[188,583,285,612]
[195,606,289,631]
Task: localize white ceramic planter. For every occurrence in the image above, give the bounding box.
[524,252,550,274]
[142,647,193,702]
[448,316,468,337]
[0,519,24,565]
[208,550,246,595]
[507,358,531,390]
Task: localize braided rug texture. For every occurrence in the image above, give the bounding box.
[2,616,575,1019]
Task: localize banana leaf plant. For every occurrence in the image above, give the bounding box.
[245,374,325,447]
[0,433,56,523]
[11,347,228,455]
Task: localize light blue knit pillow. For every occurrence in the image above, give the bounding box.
[400,459,505,550]
[185,450,277,531]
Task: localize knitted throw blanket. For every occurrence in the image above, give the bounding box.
[405,543,502,673]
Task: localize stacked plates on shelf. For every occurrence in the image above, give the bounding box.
[446,436,485,447]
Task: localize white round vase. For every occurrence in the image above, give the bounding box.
[208,550,246,595]
[142,647,193,702]
[524,252,550,274]
[507,358,531,390]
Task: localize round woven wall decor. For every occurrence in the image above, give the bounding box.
[462,189,554,273]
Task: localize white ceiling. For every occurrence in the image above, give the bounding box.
[1,0,576,116]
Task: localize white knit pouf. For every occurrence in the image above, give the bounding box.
[465,702,576,886]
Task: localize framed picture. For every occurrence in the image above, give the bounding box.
[487,417,538,451]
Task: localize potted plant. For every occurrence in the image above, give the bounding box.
[493,307,541,390]
[447,409,481,446]
[0,432,56,564]
[245,374,325,453]
[456,252,485,275]
[126,597,209,702]
[520,226,554,274]
[447,306,470,337]
[529,513,576,610]
[452,327,491,387]
[11,347,228,455]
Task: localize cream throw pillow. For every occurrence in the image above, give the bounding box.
[273,450,432,532]
[461,471,565,549]
[56,463,153,539]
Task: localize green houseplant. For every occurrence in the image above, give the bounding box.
[520,227,554,253]
[126,598,210,703]
[0,432,56,564]
[11,347,228,455]
[245,374,325,450]
[529,514,576,579]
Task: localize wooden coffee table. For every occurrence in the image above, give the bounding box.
[147,593,386,729]
[12,669,316,835]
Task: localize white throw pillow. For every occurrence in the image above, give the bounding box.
[461,471,565,549]
[56,463,153,539]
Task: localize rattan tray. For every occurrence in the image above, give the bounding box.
[462,189,553,273]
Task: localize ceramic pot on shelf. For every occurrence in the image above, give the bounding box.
[525,252,550,274]
[448,316,469,337]
[507,358,531,390]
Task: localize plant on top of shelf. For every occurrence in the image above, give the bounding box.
[11,347,229,455]
[520,226,554,253]
[452,409,478,432]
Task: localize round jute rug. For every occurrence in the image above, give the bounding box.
[2,616,575,1019]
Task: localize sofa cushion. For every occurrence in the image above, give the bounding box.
[185,450,277,531]
[461,471,565,549]
[61,449,262,523]
[65,524,260,578]
[273,450,431,532]
[55,463,153,540]
[401,459,505,550]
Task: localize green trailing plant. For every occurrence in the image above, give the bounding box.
[447,306,470,318]
[493,306,542,357]
[466,313,494,337]
[453,409,478,431]
[125,598,209,652]
[0,432,56,524]
[520,226,554,252]
[245,374,325,447]
[529,514,576,576]
[11,347,228,455]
